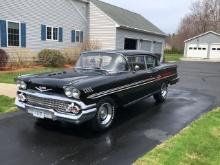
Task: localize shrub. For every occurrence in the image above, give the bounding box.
[38,49,65,67]
[62,40,101,66]
[63,48,81,65]
[80,39,101,52]
[0,49,9,68]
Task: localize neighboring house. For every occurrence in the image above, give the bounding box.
[164,43,172,50]
[0,0,166,60]
[184,31,220,59]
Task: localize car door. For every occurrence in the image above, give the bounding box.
[145,55,161,93]
[125,55,154,102]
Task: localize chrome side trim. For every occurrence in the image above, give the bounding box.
[88,74,176,99]
[123,90,160,107]
[18,90,96,110]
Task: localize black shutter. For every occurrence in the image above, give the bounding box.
[0,20,7,47]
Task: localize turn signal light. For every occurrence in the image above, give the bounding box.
[66,103,81,114]
[17,93,26,102]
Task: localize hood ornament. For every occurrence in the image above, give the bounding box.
[36,86,52,92]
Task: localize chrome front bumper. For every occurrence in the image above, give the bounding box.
[15,90,97,124]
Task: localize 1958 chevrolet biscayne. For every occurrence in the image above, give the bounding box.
[16,50,179,131]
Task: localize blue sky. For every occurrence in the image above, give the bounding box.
[102,0,197,34]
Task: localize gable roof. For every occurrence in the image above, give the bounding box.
[184,31,220,42]
[90,0,166,36]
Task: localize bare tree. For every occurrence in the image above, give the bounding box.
[170,0,220,50]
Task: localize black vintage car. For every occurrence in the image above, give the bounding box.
[16,50,179,131]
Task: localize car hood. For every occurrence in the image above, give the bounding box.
[20,69,106,89]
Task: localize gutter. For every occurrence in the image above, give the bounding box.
[119,25,167,37]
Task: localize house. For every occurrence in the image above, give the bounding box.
[164,43,172,51]
[0,0,166,61]
[184,31,220,59]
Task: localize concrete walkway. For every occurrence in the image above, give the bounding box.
[0,83,17,98]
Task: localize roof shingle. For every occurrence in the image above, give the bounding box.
[91,0,166,36]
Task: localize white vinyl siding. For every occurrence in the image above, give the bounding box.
[89,2,117,49]
[0,0,88,51]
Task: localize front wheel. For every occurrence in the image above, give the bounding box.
[89,98,116,132]
[154,82,168,103]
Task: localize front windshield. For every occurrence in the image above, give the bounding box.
[76,52,129,72]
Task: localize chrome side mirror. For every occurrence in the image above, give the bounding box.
[134,65,140,72]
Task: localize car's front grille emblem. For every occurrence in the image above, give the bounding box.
[35,86,53,92]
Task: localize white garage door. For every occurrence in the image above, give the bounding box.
[187,44,208,58]
[153,42,162,54]
[140,40,151,52]
[210,44,220,59]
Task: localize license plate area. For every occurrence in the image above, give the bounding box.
[27,108,53,119]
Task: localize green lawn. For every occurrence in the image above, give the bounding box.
[0,67,66,84]
[0,95,16,114]
[135,107,220,165]
[165,54,183,62]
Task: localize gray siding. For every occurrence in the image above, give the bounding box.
[116,28,165,54]
[89,2,117,49]
[0,0,88,51]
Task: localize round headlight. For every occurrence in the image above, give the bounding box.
[20,81,27,90]
[17,80,27,90]
[64,87,81,99]
[64,87,73,98]
[16,80,21,89]
[72,88,80,99]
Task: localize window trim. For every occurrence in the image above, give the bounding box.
[53,27,58,41]
[75,30,80,43]
[6,20,21,47]
[46,26,59,41]
[144,55,158,70]
[75,30,83,43]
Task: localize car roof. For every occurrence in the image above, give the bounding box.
[83,50,158,57]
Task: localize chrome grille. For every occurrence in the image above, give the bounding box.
[26,94,69,112]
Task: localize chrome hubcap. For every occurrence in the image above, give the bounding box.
[98,103,113,125]
[161,83,168,98]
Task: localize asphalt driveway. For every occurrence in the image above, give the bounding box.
[0,61,219,165]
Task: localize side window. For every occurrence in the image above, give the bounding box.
[8,22,20,46]
[127,56,146,71]
[114,56,129,72]
[145,56,157,69]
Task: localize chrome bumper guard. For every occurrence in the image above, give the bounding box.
[15,90,97,124]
